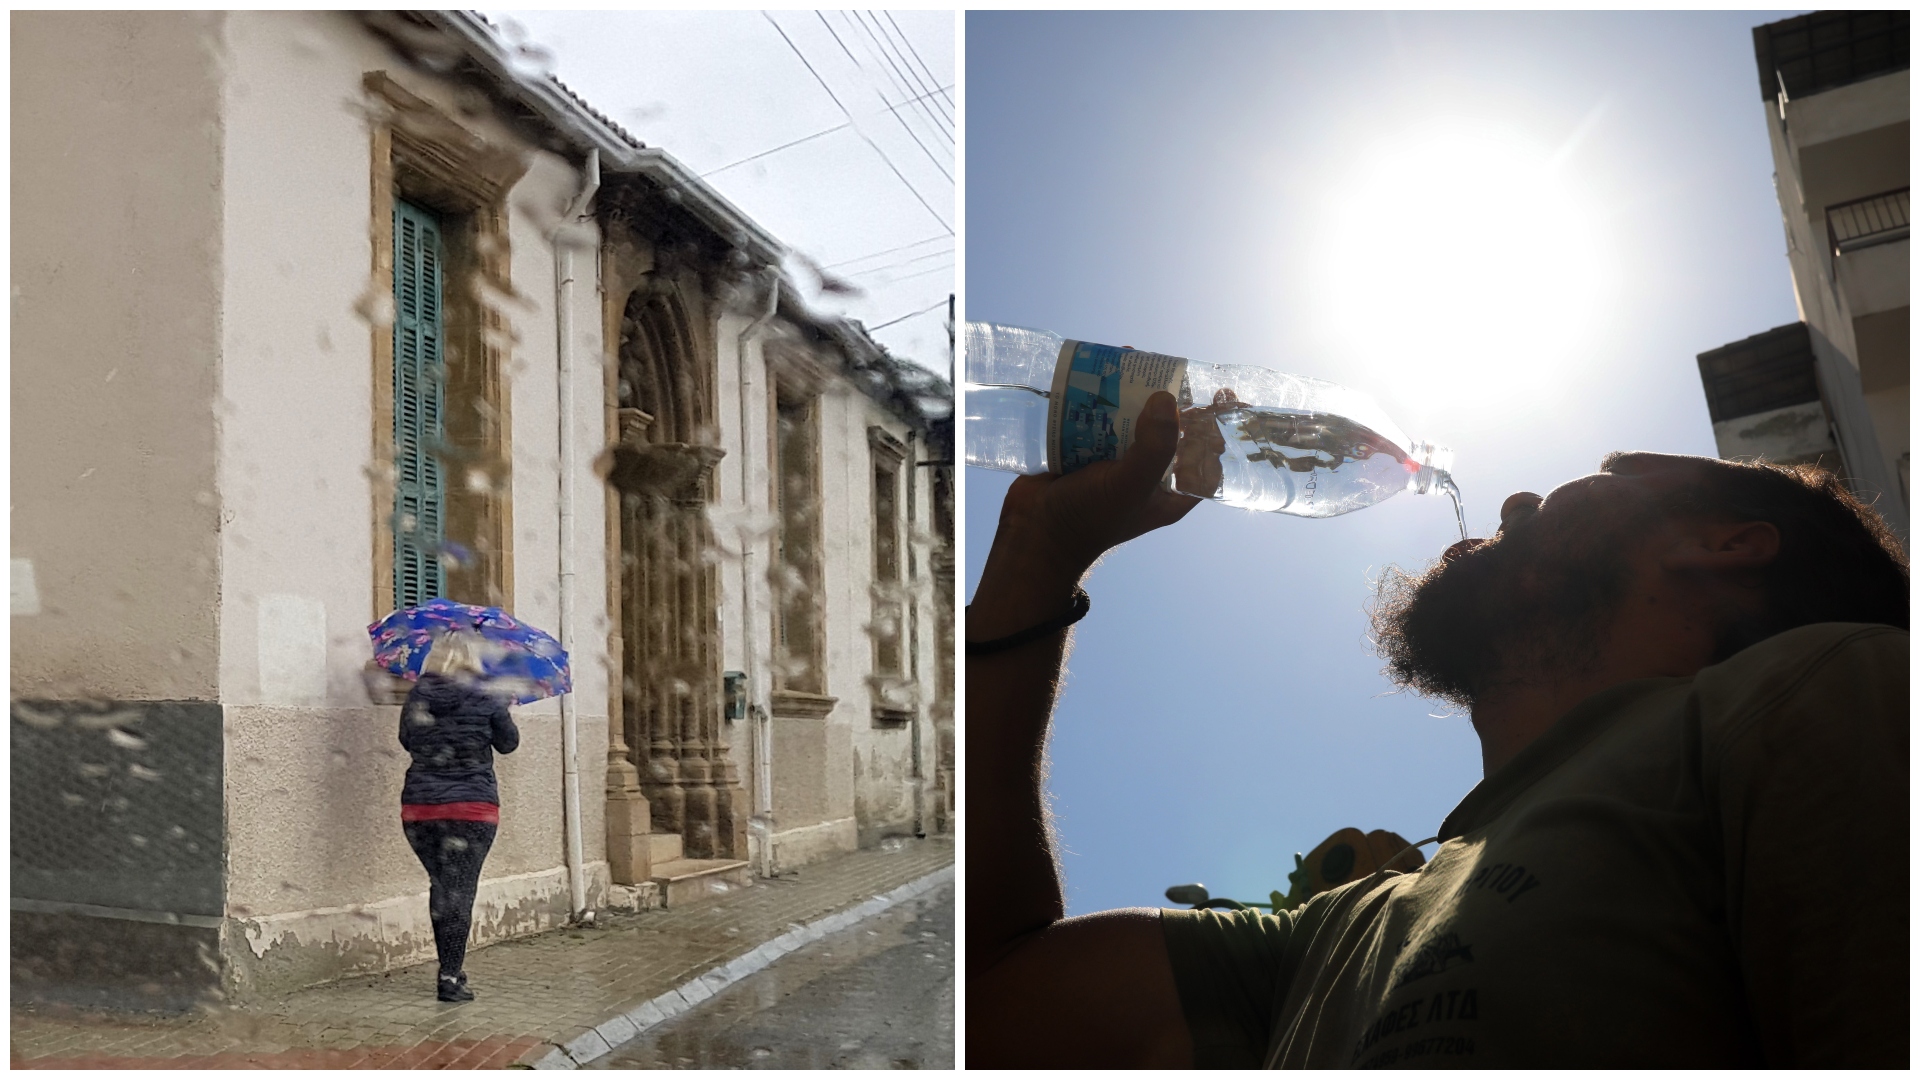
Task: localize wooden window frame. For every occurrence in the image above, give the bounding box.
[771,386,827,696]
[766,343,834,704]
[867,425,913,726]
[365,72,524,621]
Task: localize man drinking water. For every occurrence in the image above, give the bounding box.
[968,392,1907,1068]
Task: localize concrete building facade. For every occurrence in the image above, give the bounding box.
[11,10,952,1009]
[1700,11,1908,542]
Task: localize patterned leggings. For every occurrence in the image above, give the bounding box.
[402,820,498,979]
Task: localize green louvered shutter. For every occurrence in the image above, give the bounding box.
[393,198,446,609]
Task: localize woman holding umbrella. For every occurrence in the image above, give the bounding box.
[371,598,571,1002]
[398,630,518,1003]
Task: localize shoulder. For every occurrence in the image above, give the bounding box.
[1695,623,1906,731]
[1694,622,1907,777]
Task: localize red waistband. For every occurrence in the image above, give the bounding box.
[401,801,499,824]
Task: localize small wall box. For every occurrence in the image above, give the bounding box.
[723,671,747,720]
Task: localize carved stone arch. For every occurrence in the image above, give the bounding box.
[620,282,693,439]
[612,278,744,860]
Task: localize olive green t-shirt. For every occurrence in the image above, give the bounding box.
[1163,623,1908,1069]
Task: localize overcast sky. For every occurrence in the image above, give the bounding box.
[492,10,956,375]
[966,11,1806,916]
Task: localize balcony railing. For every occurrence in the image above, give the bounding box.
[1827,188,1909,256]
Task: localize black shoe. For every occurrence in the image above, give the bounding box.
[437,975,474,1002]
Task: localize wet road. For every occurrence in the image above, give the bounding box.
[591,882,954,1069]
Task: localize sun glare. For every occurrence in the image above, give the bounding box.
[1313,119,1614,415]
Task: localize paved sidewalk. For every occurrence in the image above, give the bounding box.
[10,837,953,1069]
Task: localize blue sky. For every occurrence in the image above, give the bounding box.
[965,11,1805,916]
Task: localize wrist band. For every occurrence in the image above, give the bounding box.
[965,588,1090,656]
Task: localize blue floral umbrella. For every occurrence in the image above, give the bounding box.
[368,598,571,705]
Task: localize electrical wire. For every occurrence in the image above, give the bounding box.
[844,249,953,278]
[865,262,953,288]
[816,12,952,180]
[701,122,852,178]
[846,10,952,144]
[762,10,951,234]
[883,11,954,113]
[868,298,949,331]
[690,87,950,185]
[856,11,952,139]
[877,11,955,120]
[820,235,951,271]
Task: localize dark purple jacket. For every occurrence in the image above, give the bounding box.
[398,673,519,805]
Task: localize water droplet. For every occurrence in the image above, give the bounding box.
[353,284,395,330]
[505,41,555,80]
[14,704,62,729]
[107,728,148,751]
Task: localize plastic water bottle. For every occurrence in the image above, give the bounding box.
[965,322,1465,536]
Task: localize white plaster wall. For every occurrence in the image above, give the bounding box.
[837,393,935,841]
[11,11,227,700]
[499,143,612,882]
[707,315,940,866]
[214,12,609,926]
[710,310,781,862]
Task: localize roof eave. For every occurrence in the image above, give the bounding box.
[424,11,786,267]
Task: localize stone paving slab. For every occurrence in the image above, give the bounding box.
[11,838,953,1070]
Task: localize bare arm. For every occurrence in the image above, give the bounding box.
[966,392,1201,1068]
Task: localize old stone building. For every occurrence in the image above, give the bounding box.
[11,10,953,1009]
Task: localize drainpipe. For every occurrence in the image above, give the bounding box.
[739,269,780,878]
[552,149,600,921]
[907,428,925,839]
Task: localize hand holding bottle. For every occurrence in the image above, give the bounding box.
[965,322,1464,536]
[1172,389,1235,500]
[970,392,1200,644]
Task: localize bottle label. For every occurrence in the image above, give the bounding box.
[1047,340,1189,475]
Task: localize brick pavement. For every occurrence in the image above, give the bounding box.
[11,837,953,1069]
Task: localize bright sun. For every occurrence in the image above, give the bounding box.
[1314,118,1614,414]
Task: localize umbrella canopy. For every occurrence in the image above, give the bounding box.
[368,599,571,705]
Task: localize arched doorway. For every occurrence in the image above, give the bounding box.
[610,282,744,859]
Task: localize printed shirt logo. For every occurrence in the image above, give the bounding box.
[1391,930,1475,990]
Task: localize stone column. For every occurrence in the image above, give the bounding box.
[669,448,726,857]
[694,456,749,861]
[605,408,654,884]
[642,499,685,839]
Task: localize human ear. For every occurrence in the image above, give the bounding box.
[1660,520,1781,572]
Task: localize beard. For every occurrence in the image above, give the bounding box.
[1370,504,1651,710]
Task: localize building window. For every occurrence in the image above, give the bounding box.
[774,392,824,694]
[868,426,912,725]
[366,73,523,620]
[873,456,900,672]
[392,198,447,609]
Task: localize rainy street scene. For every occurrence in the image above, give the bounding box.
[589,880,953,1069]
[12,9,955,1069]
